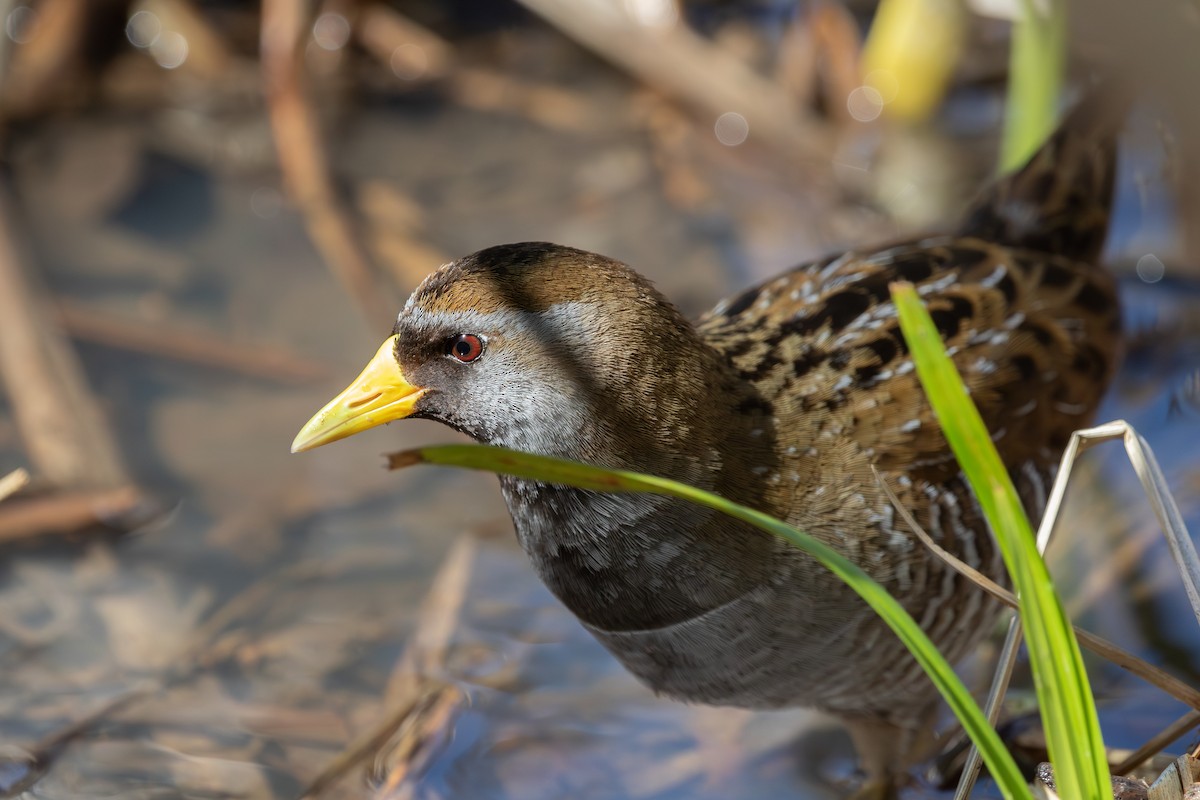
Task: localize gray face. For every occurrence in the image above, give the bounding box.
[394,302,617,457]
[385,244,716,474]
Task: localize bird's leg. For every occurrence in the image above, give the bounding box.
[841,708,939,799]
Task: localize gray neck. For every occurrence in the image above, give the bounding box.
[493,349,783,632]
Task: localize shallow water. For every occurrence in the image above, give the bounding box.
[0,15,1197,800]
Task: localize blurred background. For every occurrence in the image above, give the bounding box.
[0,1,1197,798]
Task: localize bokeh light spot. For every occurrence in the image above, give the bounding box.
[390,44,428,81]
[714,112,749,146]
[125,10,161,48]
[6,4,37,44]
[847,86,884,122]
[251,187,283,220]
[313,13,351,51]
[1136,253,1166,284]
[149,30,188,69]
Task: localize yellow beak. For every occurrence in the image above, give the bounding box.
[291,335,425,453]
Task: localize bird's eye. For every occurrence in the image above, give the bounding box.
[446,333,485,363]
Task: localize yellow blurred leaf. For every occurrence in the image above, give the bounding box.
[862,0,966,121]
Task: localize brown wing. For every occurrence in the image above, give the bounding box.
[697,236,1120,483]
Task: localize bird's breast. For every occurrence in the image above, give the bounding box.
[499,477,782,632]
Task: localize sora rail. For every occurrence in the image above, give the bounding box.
[292,96,1122,789]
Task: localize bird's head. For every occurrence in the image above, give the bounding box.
[291,242,712,464]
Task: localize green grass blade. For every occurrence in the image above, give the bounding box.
[892,282,1109,800]
[1001,0,1066,172]
[390,445,1033,800]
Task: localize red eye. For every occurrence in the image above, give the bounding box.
[447,333,484,363]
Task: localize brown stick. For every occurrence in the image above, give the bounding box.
[873,466,1200,712]
[389,535,474,686]
[0,683,156,797]
[0,468,29,503]
[1113,710,1200,775]
[261,0,395,326]
[351,4,597,134]
[808,0,863,126]
[0,0,89,118]
[369,684,464,796]
[55,299,333,385]
[300,536,475,798]
[447,67,598,133]
[0,485,146,543]
[510,0,836,165]
[353,2,453,82]
[0,179,129,489]
[132,0,235,80]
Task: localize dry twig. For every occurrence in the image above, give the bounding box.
[1114,711,1200,775]
[511,0,836,165]
[873,466,1200,713]
[369,684,464,799]
[801,1,863,125]
[0,467,29,503]
[447,67,598,133]
[261,0,395,325]
[352,1,453,83]
[56,299,333,385]
[356,181,454,294]
[0,0,89,117]
[0,684,157,797]
[301,536,475,798]
[878,421,1200,799]
[131,0,236,80]
[0,179,129,489]
[0,485,149,543]
[350,4,596,133]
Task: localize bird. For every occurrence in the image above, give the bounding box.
[291,95,1122,792]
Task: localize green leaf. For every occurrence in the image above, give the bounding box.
[1001,0,1066,172]
[390,444,1033,800]
[892,282,1109,800]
